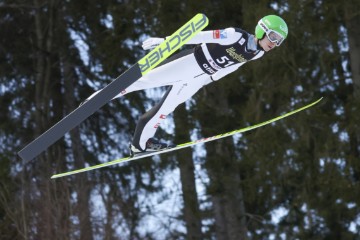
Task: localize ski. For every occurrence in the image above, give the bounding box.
[51,97,323,179]
[18,13,209,162]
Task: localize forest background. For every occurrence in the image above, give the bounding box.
[0,0,359,239]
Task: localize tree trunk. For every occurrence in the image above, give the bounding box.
[205,138,248,240]
[344,1,360,100]
[344,1,360,182]
[174,104,202,239]
[62,48,94,240]
[198,83,248,240]
[33,0,57,238]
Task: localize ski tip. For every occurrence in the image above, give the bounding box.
[314,97,324,105]
[196,13,209,25]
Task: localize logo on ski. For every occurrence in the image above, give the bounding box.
[138,14,209,75]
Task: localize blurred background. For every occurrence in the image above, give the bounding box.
[0,0,359,239]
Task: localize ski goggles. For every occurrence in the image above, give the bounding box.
[258,20,284,46]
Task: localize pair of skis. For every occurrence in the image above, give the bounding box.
[16,13,322,179]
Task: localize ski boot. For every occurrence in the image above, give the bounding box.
[130,138,176,157]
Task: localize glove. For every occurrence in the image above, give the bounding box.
[142,37,165,50]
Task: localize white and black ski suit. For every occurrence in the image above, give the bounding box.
[90,28,265,150]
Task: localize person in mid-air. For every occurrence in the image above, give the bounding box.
[86,15,288,156]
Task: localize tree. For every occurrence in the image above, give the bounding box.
[1,0,360,239]
[174,104,202,240]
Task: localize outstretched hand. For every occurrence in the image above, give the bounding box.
[142,37,165,50]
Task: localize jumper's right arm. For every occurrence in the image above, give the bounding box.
[184,28,241,45]
[142,28,242,50]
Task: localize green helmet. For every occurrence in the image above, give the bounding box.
[255,15,288,46]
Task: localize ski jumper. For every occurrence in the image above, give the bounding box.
[88,28,265,150]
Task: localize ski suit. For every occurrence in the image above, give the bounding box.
[90,28,265,150]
